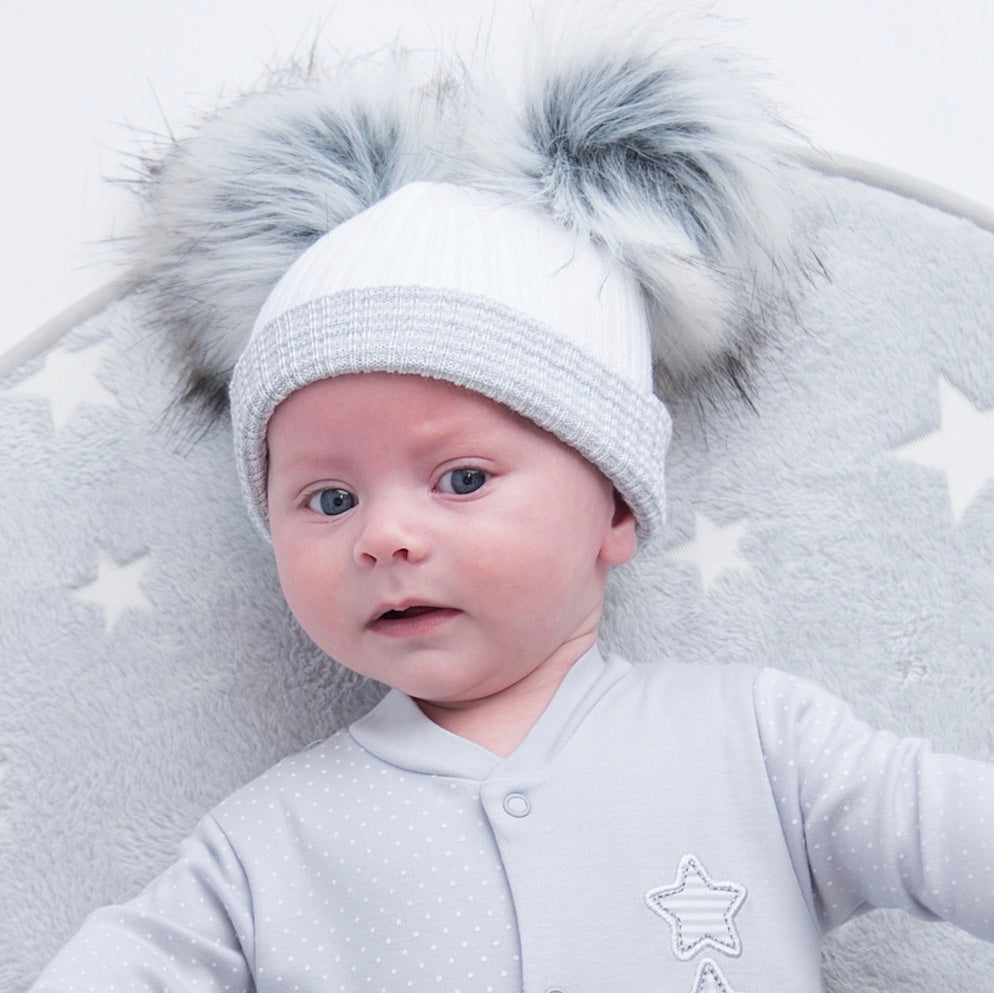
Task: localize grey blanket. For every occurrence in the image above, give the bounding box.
[2,155,993,991]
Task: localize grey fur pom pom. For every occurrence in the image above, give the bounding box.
[458,2,804,398]
[132,57,454,415]
[129,4,805,415]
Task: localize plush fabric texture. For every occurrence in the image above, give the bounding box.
[2,158,993,993]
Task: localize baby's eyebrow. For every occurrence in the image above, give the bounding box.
[269,447,350,477]
[414,416,506,447]
[271,419,501,475]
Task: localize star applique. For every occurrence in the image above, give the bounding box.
[0,763,11,837]
[691,959,749,993]
[73,550,154,632]
[645,855,747,961]
[668,511,752,594]
[9,340,119,431]
[889,376,994,523]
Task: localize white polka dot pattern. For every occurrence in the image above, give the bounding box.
[28,653,994,992]
[755,667,994,936]
[32,734,522,993]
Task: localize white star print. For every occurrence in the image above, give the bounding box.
[692,959,749,993]
[668,511,752,593]
[9,340,119,431]
[645,854,747,961]
[0,763,11,837]
[73,550,154,632]
[890,377,994,523]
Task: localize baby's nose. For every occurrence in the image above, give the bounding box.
[353,498,430,565]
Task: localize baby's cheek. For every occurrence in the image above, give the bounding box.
[274,548,336,625]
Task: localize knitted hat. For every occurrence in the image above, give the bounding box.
[230,180,672,539]
[133,5,804,549]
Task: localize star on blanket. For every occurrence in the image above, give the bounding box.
[0,763,11,837]
[73,550,154,632]
[668,511,752,594]
[645,854,747,961]
[890,376,994,523]
[691,959,749,993]
[9,340,119,431]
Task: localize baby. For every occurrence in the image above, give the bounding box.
[29,13,994,993]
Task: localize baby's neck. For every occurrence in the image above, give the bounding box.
[418,691,552,757]
[415,637,595,757]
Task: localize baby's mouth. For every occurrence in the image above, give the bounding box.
[368,603,459,634]
[378,605,438,621]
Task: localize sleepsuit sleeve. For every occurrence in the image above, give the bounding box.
[754,667,994,938]
[28,814,255,993]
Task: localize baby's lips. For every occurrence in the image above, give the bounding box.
[379,605,438,621]
[368,599,451,625]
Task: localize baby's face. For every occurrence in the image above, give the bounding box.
[265,373,636,717]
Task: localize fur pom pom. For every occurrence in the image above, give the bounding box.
[458,2,805,397]
[131,55,456,415]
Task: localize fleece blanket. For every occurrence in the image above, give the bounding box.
[1,154,994,992]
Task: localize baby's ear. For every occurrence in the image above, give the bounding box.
[601,492,639,567]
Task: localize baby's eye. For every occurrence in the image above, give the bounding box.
[307,488,358,516]
[438,468,489,495]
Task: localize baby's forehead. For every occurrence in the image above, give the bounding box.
[274,371,526,421]
[266,372,560,459]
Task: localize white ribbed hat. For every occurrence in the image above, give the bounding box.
[230,181,672,540]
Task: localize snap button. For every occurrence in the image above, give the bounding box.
[503,792,531,817]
